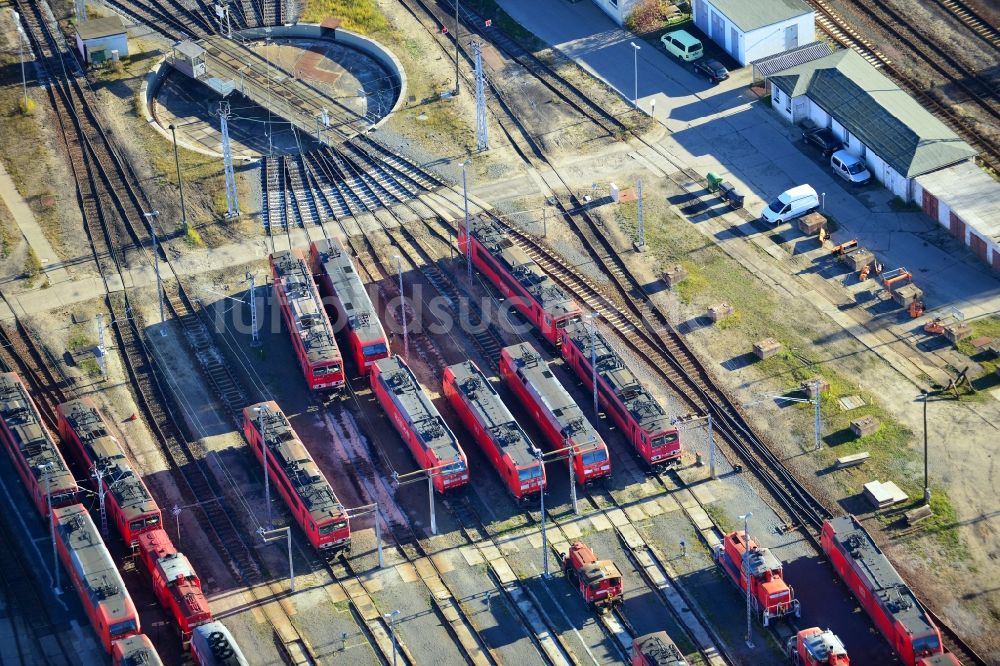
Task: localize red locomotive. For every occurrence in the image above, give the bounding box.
[0,372,78,516]
[371,355,469,492]
[560,541,623,611]
[917,655,962,666]
[137,528,212,640]
[56,399,161,545]
[822,516,943,666]
[53,504,140,652]
[270,249,344,391]
[786,627,849,665]
[560,323,680,466]
[243,402,351,551]
[442,360,545,499]
[112,634,163,666]
[311,238,389,374]
[631,632,688,666]
[459,214,582,346]
[499,343,610,483]
[190,621,249,666]
[713,530,800,626]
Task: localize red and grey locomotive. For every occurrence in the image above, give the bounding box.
[371,355,469,492]
[822,516,943,666]
[243,402,351,551]
[53,504,140,652]
[0,372,78,516]
[499,343,610,483]
[459,214,581,346]
[56,399,161,545]
[270,249,344,391]
[631,631,689,666]
[311,238,389,374]
[713,530,800,626]
[442,360,545,499]
[560,323,680,466]
[137,528,212,640]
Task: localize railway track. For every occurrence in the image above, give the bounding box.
[936,0,1000,49]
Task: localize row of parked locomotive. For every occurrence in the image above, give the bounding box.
[270,218,963,666]
[0,376,247,666]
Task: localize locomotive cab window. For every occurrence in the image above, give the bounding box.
[518,467,543,482]
[320,520,348,535]
[911,635,940,655]
[363,343,388,357]
[110,619,137,639]
[581,449,607,465]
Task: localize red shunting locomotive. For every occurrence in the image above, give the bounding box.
[713,530,800,626]
[786,627,849,665]
[561,541,624,612]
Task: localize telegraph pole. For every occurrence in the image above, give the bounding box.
[143,211,164,326]
[168,124,188,232]
[246,272,260,347]
[586,313,599,416]
[220,101,240,218]
[453,0,461,95]
[255,406,271,529]
[42,463,61,595]
[95,314,107,378]
[741,512,754,648]
[534,448,549,578]
[394,255,409,360]
[473,41,488,152]
[463,160,472,282]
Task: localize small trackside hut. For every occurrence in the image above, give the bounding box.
[270,249,344,392]
[499,343,610,484]
[713,530,800,626]
[56,399,162,545]
[459,214,582,347]
[0,372,78,516]
[311,238,389,374]
[53,504,140,652]
[371,355,469,492]
[242,402,351,551]
[822,516,944,666]
[442,360,545,500]
[560,324,680,466]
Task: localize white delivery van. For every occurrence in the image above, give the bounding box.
[760,185,819,225]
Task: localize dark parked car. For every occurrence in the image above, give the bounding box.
[693,58,729,83]
[802,126,843,156]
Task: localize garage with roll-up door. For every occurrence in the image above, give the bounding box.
[693,0,815,66]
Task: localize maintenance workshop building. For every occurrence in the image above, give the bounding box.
[694,0,815,66]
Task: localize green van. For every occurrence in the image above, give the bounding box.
[660,30,703,62]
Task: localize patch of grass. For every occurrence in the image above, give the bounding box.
[23,245,41,285]
[67,330,96,354]
[78,357,102,378]
[299,0,389,34]
[953,315,1000,383]
[184,225,205,247]
[703,501,736,533]
[0,198,16,259]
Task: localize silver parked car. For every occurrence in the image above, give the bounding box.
[830,150,871,185]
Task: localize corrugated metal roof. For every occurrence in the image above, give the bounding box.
[76,16,126,41]
[706,0,812,32]
[916,161,1000,243]
[771,50,977,177]
[752,41,832,80]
